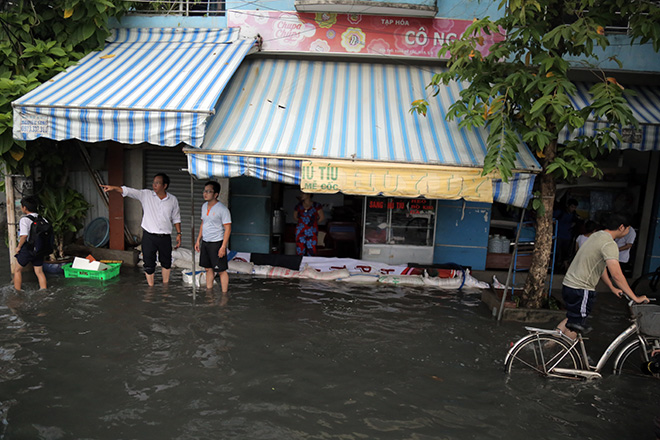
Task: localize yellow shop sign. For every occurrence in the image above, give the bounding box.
[300,160,493,202]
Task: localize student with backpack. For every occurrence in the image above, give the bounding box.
[13,196,53,291]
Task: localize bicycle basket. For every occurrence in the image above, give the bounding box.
[631,304,660,337]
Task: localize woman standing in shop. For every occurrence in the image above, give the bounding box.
[293,192,325,256]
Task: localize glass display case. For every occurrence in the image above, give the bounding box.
[364,197,436,246]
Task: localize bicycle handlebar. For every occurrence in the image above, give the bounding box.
[621,291,655,307]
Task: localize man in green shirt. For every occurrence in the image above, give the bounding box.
[557,213,648,340]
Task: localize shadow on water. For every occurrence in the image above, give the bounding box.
[0,251,659,439]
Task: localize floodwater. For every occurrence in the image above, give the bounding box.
[1,255,659,439]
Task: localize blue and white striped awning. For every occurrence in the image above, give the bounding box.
[185,58,541,207]
[559,82,660,150]
[12,28,255,147]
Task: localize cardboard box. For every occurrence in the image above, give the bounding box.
[72,257,109,271]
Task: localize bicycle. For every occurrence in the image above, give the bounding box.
[504,296,660,380]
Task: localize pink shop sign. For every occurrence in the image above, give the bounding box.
[227,10,502,58]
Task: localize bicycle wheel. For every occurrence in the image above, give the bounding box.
[505,334,583,377]
[613,339,659,378]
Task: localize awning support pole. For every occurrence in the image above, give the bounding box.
[190,173,196,301]
[497,207,526,321]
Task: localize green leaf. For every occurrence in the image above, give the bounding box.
[50,46,67,57]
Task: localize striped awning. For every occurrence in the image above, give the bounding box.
[12,28,255,147]
[559,82,660,150]
[185,58,541,207]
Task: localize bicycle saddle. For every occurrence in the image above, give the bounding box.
[566,322,593,335]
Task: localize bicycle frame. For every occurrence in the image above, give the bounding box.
[592,323,639,372]
[519,323,640,380]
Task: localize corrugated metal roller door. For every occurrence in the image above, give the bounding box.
[69,170,109,237]
[145,149,207,249]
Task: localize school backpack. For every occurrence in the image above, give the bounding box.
[27,214,54,258]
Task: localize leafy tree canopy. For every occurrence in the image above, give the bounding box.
[412,0,660,306]
[0,0,132,177]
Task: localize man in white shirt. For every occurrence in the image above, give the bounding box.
[615,226,636,267]
[102,173,182,286]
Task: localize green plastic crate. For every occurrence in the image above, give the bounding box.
[62,262,121,280]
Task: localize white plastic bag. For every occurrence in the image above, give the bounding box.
[181,270,209,287]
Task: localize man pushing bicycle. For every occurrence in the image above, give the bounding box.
[557,213,649,340]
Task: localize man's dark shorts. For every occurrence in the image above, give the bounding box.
[199,240,228,272]
[142,230,172,275]
[15,246,43,268]
[562,285,597,326]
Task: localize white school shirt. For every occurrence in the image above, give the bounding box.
[18,213,40,237]
[121,187,181,234]
[201,201,231,242]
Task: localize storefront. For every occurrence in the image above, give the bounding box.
[184,55,541,268]
[14,20,660,273]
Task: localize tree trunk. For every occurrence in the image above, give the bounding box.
[520,140,558,308]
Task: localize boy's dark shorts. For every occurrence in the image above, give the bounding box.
[15,246,43,268]
[562,285,596,326]
[199,241,228,272]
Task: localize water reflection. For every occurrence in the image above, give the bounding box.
[0,268,658,439]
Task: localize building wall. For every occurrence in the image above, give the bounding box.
[115,1,660,74]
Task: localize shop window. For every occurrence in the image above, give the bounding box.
[364,197,436,246]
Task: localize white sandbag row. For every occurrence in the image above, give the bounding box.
[225,259,490,290]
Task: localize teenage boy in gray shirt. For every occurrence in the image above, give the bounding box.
[557,213,648,340]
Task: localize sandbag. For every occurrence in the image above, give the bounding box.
[299,266,351,280]
[173,259,193,270]
[462,272,490,289]
[228,260,254,274]
[266,266,301,278]
[252,265,273,276]
[339,273,380,283]
[378,274,425,286]
[422,269,489,290]
[422,276,463,289]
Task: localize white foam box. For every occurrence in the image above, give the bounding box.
[72,257,109,271]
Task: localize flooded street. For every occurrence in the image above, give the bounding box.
[1,256,659,439]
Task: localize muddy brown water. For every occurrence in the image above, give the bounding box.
[0,257,659,439]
